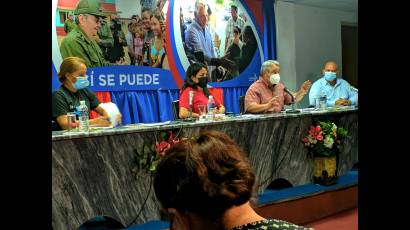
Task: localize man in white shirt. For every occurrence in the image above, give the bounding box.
[224,5,245,54]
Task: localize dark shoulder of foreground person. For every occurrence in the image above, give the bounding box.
[230,219,314,230]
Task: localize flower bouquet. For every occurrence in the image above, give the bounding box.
[133,130,182,176]
[302,120,348,185]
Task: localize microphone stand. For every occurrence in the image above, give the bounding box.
[186,90,196,122]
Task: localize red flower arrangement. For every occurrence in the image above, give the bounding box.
[133,129,184,175]
[302,121,348,157]
[155,131,181,157]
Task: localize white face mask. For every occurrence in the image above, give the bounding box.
[269,73,280,85]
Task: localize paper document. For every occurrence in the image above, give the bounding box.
[139,121,171,126]
[99,102,121,127]
[239,114,264,118]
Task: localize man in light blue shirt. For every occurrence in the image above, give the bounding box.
[309,61,358,107]
[185,1,236,82]
[185,1,217,62]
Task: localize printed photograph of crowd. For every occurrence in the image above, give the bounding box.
[56,0,257,81]
[57,0,170,69]
[179,0,257,82]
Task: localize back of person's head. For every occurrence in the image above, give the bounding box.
[58,57,86,83]
[154,130,255,222]
[243,25,255,44]
[227,43,241,60]
[128,22,138,34]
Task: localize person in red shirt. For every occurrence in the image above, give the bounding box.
[245,60,311,113]
[179,62,225,119]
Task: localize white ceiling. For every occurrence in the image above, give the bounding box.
[278,0,358,12]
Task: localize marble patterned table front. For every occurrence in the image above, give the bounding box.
[52,108,358,230]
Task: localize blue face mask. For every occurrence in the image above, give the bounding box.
[324,72,337,81]
[73,76,89,90]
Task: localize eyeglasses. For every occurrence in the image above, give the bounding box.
[85,14,103,24]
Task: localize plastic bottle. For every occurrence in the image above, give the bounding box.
[207,96,216,121]
[78,100,89,132]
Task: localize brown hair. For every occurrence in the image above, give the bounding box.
[150,11,164,21]
[57,57,86,83]
[154,130,255,221]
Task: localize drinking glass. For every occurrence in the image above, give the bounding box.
[198,104,206,121]
[66,112,77,132]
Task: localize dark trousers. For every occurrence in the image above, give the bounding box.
[128,52,135,65]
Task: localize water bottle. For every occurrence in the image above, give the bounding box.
[78,100,89,132]
[319,91,327,110]
[207,95,216,121]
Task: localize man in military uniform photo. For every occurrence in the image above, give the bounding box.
[60,0,124,67]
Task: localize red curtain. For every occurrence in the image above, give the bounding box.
[90,91,111,119]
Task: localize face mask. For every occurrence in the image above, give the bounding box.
[269,73,280,85]
[324,72,337,81]
[73,76,89,90]
[197,77,208,88]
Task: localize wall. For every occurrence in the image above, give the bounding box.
[274,2,297,95]
[116,0,142,19]
[275,1,357,107]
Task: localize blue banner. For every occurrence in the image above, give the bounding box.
[52,62,60,92]
[85,65,179,91]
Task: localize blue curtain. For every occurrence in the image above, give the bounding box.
[52,62,60,92]
[110,89,179,124]
[109,87,249,124]
[223,87,249,114]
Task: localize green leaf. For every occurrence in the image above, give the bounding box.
[149,160,158,172]
[139,158,147,166]
[160,131,167,141]
[149,164,156,172]
[143,145,151,155]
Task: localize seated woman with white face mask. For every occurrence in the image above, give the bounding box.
[52,57,120,130]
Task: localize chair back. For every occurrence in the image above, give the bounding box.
[239,95,245,114]
[172,100,180,120]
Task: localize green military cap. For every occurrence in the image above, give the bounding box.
[74,0,106,18]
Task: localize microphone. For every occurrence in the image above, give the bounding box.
[188,90,194,118]
[283,87,300,113]
[283,87,295,103]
